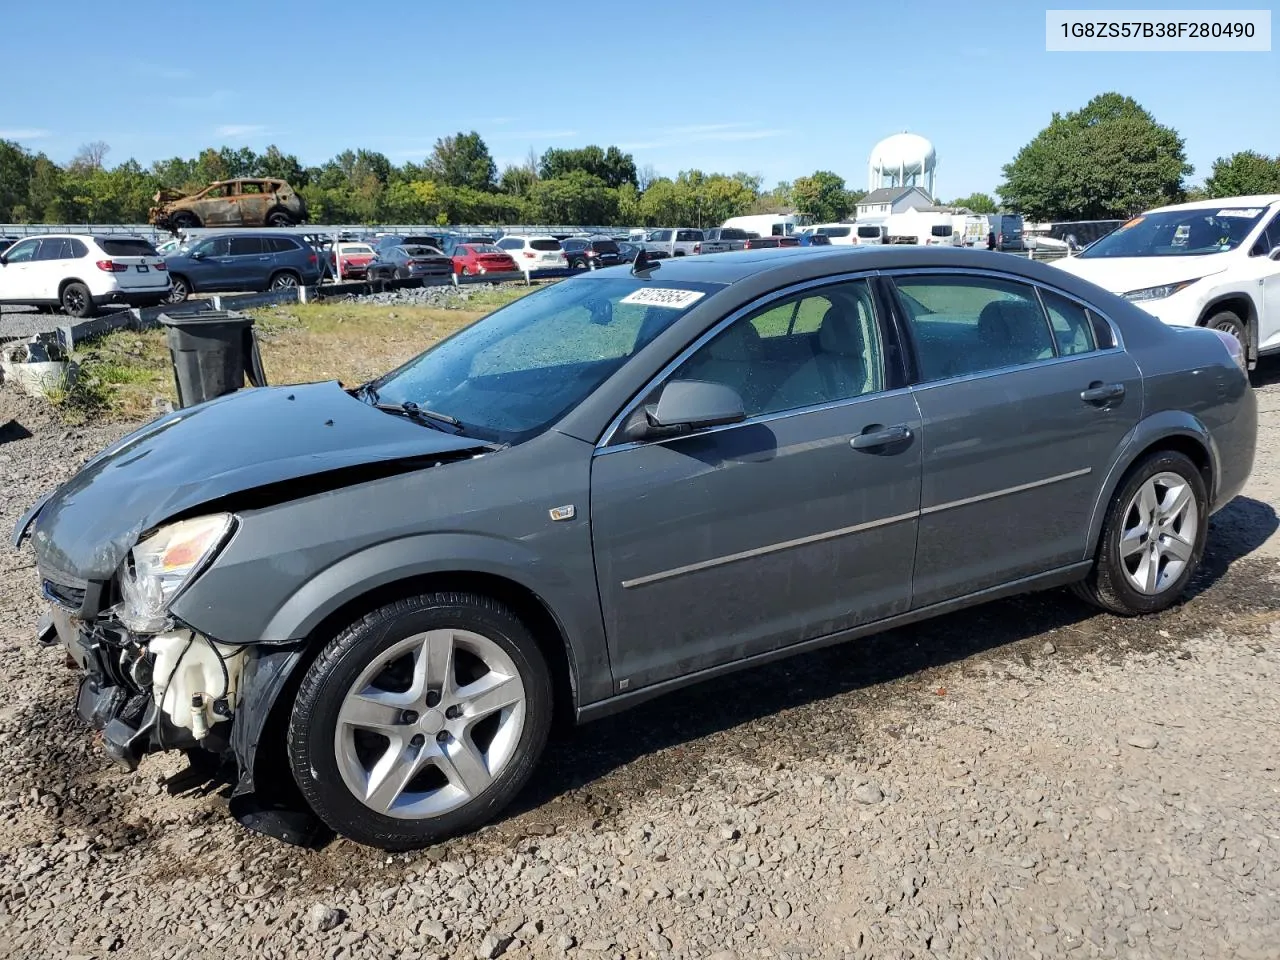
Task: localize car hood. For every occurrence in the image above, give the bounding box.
[23,382,489,581]
[1054,254,1226,293]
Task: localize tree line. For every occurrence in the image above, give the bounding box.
[0,133,864,227]
[0,92,1276,227]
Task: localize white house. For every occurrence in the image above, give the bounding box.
[855,186,934,221]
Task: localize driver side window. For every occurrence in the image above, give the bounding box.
[3,239,39,263]
[669,280,885,419]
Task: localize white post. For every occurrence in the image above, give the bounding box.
[333,233,342,282]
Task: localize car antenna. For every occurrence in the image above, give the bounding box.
[632,248,660,276]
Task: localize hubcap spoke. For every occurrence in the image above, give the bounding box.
[364,736,426,813]
[1119,523,1148,558]
[1142,547,1161,593]
[338,690,407,733]
[1161,483,1192,525]
[432,736,492,797]
[1162,534,1193,562]
[1137,480,1159,524]
[411,631,455,703]
[456,672,521,719]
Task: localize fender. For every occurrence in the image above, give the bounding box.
[1198,291,1259,361]
[1082,409,1218,559]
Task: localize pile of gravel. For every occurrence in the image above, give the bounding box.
[342,283,508,309]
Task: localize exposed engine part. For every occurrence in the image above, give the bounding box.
[122,647,154,689]
[148,631,247,736]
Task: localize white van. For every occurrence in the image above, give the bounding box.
[721,214,806,238]
[885,211,959,246]
[853,223,888,245]
[810,223,857,246]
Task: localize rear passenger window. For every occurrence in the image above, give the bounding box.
[1040,289,1096,356]
[894,275,1055,381]
[229,237,265,256]
[36,238,72,260]
[267,237,296,253]
[670,280,884,418]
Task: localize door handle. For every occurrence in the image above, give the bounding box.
[850,424,913,450]
[1080,382,1125,404]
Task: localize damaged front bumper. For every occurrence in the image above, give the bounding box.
[41,600,320,845]
[43,602,242,770]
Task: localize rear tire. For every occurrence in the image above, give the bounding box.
[268,271,300,292]
[267,210,294,227]
[60,282,95,318]
[1073,450,1207,616]
[287,592,553,850]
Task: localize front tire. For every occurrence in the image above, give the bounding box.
[287,592,553,850]
[1204,309,1247,353]
[1073,450,1207,615]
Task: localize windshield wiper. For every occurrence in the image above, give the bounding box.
[375,399,461,432]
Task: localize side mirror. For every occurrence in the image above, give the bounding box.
[190,250,205,260]
[1270,246,1280,261]
[626,380,746,440]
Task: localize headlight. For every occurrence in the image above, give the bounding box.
[116,514,234,633]
[1122,279,1200,302]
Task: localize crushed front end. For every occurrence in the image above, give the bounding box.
[30,514,247,771]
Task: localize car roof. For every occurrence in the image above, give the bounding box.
[1148,194,1280,214]
[584,245,1089,285]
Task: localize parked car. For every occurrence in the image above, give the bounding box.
[561,236,625,269]
[807,224,856,245]
[164,232,321,303]
[1055,194,1280,364]
[616,241,669,264]
[373,234,448,259]
[798,232,832,247]
[366,244,454,283]
[698,227,753,254]
[742,235,800,249]
[18,247,1255,851]
[0,236,20,254]
[493,235,570,271]
[643,228,704,257]
[451,243,519,276]
[0,234,170,317]
[853,224,889,245]
[987,213,1025,251]
[442,235,497,257]
[149,178,307,232]
[331,242,377,279]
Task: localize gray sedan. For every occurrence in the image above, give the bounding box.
[15,247,1256,849]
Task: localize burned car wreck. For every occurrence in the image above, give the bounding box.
[149,178,307,233]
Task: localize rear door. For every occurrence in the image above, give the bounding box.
[31,238,76,299]
[591,277,922,691]
[889,270,1141,607]
[237,181,271,226]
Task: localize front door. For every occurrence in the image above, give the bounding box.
[591,278,922,692]
[238,180,271,226]
[184,236,235,291]
[889,272,1142,607]
[0,238,41,301]
[198,184,240,226]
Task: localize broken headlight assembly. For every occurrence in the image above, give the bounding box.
[115,514,235,633]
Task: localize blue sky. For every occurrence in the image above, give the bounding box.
[2,1,1275,198]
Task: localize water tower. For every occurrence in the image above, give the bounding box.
[868,133,937,199]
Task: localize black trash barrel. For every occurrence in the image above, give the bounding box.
[159,310,268,408]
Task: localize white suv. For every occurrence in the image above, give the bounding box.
[1055,195,1280,364]
[494,235,569,271]
[0,234,171,318]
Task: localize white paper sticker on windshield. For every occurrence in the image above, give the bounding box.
[620,288,706,309]
[1216,208,1262,218]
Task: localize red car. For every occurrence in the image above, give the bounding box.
[451,243,519,276]
[331,242,376,279]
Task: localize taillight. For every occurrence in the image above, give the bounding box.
[693,243,702,254]
[95,259,128,272]
[308,253,317,264]
[522,251,535,258]
[154,261,167,271]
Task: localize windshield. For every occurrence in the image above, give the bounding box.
[368,277,722,444]
[1079,207,1267,259]
[400,245,439,257]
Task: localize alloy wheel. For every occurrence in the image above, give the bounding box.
[63,288,86,314]
[271,274,298,290]
[334,629,526,818]
[1119,471,1198,595]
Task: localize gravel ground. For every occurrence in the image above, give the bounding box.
[1,370,1279,960]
